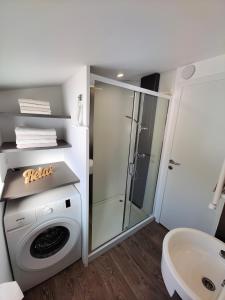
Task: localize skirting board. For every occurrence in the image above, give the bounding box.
[88,215,155,263]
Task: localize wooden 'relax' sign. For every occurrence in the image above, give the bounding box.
[23,166,54,184]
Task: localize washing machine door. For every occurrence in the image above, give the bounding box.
[16,218,80,271]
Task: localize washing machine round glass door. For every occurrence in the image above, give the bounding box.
[16,218,81,271]
[30,225,70,258]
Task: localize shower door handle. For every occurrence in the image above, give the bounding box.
[128,162,135,177]
[125,115,138,123]
[138,125,148,132]
[169,159,181,166]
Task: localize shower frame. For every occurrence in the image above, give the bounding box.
[88,73,171,261]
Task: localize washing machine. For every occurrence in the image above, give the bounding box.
[4,185,81,291]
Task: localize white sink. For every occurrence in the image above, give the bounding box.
[161,228,225,300]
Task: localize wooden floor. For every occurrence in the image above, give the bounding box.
[25,221,179,300]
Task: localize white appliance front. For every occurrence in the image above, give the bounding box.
[4,185,81,291]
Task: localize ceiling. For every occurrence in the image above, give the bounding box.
[0,0,225,87]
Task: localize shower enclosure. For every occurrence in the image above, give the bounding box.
[90,77,169,251]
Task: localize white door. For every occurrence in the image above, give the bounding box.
[160,74,225,234]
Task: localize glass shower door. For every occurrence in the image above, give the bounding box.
[124,93,169,229]
[91,81,135,250]
[90,80,169,251]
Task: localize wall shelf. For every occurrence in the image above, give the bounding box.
[0,140,71,153]
[1,161,80,201]
[0,111,71,119]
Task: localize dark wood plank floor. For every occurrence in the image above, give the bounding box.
[24,221,179,300]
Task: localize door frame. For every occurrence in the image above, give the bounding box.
[90,74,171,100]
[154,55,225,224]
[153,70,180,222]
[90,74,171,219]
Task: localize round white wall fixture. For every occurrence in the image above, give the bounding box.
[181,64,196,80]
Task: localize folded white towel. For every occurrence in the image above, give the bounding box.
[18,98,50,106]
[19,103,50,109]
[17,142,57,149]
[20,104,51,110]
[20,105,51,110]
[20,109,51,115]
[15,135,56,140]
[16,138,57,144]
[15,127,56,136]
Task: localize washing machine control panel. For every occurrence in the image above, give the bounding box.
[5,210,36,231]
[37,205,54,219]
[42,206,54,215]
[5,198,73,231]
[36,199,71,220]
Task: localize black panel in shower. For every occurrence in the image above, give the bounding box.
[131,73,160,209]
[215,204,225,242]
[89,87,95,159]
[141,73,160,92]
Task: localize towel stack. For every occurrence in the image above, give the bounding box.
[18,99,51,115]
[15,127,57,149]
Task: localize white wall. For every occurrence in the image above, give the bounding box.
[0,155,12,283]
[158,70,176,95]
[0,201,12,283]
[63,66,90,266]
[176,54,225,84]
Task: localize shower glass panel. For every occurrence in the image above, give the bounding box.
[125,94,169,228]
[90,79,169,251]
[91,81,135,250]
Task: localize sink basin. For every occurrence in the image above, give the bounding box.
[161,228,225,300]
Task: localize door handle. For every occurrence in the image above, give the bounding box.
[125,115,138,123]
[169,159,181,166]
[213,183,225,193]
